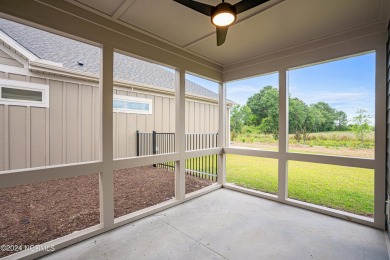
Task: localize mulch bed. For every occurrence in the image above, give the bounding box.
[0,166,213,258]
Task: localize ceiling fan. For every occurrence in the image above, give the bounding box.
[173,0,269,46]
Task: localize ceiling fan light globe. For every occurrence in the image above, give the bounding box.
[212,12,235,26]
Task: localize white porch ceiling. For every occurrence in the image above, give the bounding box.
[67,0,388,66]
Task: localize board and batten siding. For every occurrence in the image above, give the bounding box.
[0,72,219,170]
[0,72,101,171]
[112,87,219,159]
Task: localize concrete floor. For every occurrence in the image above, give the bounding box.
[42,189,388,260]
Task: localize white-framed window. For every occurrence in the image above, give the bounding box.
[0,78,49,107]
[113,94,152,114]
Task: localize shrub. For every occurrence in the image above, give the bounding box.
[231,131,238,141]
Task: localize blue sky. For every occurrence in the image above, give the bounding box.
[288,52,375,123]
[225,52,376,124]
[226,72,279,105]
[164,52,376,124]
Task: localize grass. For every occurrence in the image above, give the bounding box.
[290,131,374,149]
[226,155,279,194]
[235,131,374,149]
[288,161,374,216]
[226,154,374,217]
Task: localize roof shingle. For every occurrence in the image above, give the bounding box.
[0,18,219,100]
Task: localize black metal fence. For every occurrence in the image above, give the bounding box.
[136,131,218,181]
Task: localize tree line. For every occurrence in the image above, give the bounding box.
[231,86,371,143]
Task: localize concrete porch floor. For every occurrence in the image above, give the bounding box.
[42,189,388,260]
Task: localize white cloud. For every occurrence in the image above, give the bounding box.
[292,91,369,104]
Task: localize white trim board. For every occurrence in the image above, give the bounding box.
[0,78,49,107]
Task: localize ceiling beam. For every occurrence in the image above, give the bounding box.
[112,0,137,20]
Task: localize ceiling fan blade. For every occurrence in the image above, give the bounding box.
[216,26,228,46]
[233,0,269,14]
[173,0,213,16]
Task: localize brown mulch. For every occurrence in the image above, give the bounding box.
[0,166,213,258]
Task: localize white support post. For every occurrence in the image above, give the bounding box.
[374,46,386,229]
[100,44,114,228]
[175,68,186,201]
[218,82,226,185]
[278,69,288,202]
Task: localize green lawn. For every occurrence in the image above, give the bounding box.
[226,154,374,217]
[226,155,279,194]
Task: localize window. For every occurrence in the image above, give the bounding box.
[0,78,49,107]
[185,72,220,193]
[2,87,42,101]
[113,50,175,159]
[113,94,152,114]
[0,18,101,172]
[226,73,279,151]
[287,53,375,158]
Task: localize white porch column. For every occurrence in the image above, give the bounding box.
[218,82,226,185]
[175,68,186,201]
[374,46,386,229]
[278,69,288,202]
[100,44,114,228]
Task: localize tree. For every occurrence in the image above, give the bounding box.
[289,97,309,142]
[335,111,348,131]
[241,105,255,126]
[230,104,243,134]
[312,102,337,131]
[247,86,279,126]
[351,109,372,145]
[230,104,255,135]
[259,113,279,139]
[230,84,352,144]
[307,105,325,133]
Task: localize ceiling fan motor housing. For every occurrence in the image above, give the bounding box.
[211,2,237,26]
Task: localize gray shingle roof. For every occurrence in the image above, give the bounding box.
[0,18,219,100]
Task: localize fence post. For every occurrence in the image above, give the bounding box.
[152,131,157,167]
[136,130,140,157]
[216,133,218,181]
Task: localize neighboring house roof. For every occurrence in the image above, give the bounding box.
[0,18,220,100]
